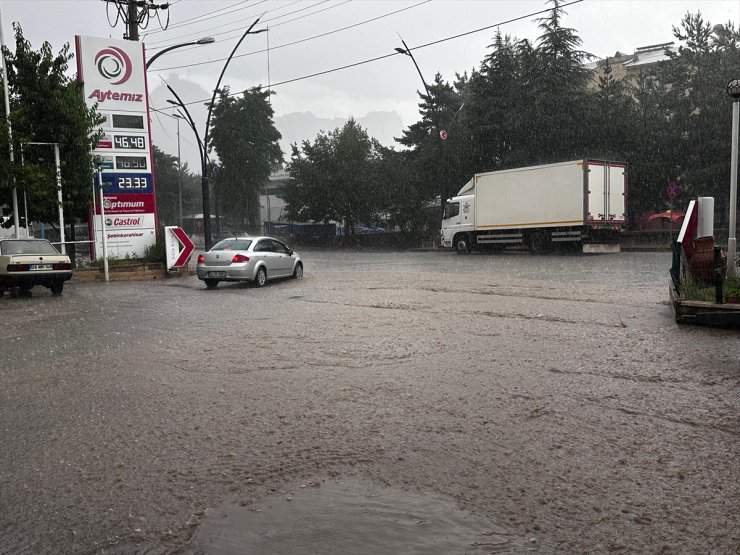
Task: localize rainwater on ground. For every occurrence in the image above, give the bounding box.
[0,250,738,554]
[188,478,536,554]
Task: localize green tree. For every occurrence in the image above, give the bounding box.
[623,69,679,222]
[465,31,525,172]
[619,12,740,225]
[376,146,438,245]
[658,13,740,220]
[396,72,468,212]
[0,24,102,244]
[587,57,634,161]
[284,119,382,239]
[209,86,282,231]
[520,0,593,163]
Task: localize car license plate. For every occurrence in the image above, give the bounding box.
[207,271,227,278]
[30,264,53,270]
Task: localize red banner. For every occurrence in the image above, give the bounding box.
[95,193,156,215]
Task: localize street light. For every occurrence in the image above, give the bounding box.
[200,17,265,250]
[727,78,740,277]
[145,36,215,70]
[396,38,447,216]
[165,94,208,235]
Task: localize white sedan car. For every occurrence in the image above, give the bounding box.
[0,238,72,296]
[196,236,303,289]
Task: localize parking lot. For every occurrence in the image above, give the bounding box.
[1,249,738,554]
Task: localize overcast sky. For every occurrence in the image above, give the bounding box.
[1,0,739,168]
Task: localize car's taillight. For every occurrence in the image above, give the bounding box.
[7,264,28,272]
[232,254,250,263]
[197,254,205,263]
[52,263,71,270]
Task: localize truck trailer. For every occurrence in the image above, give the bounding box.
[440,159,627,254]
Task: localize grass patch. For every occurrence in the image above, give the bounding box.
[681,276,740,302]
[89,232,167,268]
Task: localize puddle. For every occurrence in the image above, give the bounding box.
[188,478,540,554]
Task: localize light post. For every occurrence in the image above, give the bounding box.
[727,79,740,277]
[396,38,447,216]
[161,18,265,250]
[165,93,207,235]
[145,36,215,70]
[200,18,266,250]
[162,18,264,250]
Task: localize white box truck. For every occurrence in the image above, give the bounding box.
[440,159,627,254]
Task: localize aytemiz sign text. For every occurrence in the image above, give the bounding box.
[88,89,144,103]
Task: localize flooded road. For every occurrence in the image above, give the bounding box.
[1,250,738,554]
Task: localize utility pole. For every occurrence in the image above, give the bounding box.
[127,0,139,41]
[102,0,170,41]
[0,6,21,237]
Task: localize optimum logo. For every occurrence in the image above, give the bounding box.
[94,46,132,85]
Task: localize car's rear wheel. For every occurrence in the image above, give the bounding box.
[293,262,303,279]
[204,279,219,289]
[254,267,267,287]
[49,281,64,296]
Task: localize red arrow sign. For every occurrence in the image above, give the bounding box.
[167,226,194,268]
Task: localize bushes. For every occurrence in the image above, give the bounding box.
[143,232,166,263]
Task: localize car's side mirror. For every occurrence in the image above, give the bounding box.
[287,249,293,256]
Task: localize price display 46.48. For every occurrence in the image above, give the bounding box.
[114,135,146,149]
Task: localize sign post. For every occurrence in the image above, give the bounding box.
[165,226,194,270]
[667,181,679,242]
[98,169,109,282]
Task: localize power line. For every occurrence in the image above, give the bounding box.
[147,0,331,48]
[169,0,267,32]
[148,0,428,69]
[153,0,584,112]
[147,0,329,42]
[162,0,254,30]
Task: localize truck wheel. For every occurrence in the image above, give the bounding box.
[454,234,470,255]
[528,231,551,254]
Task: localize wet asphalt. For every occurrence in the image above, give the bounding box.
[0,249,738,554]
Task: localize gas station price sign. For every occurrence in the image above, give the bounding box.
[114,135,147,149]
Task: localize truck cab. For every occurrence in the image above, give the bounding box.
[440,194,475,252]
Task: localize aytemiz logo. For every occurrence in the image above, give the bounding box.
[95,46,132,85]
[89,46,143,104]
